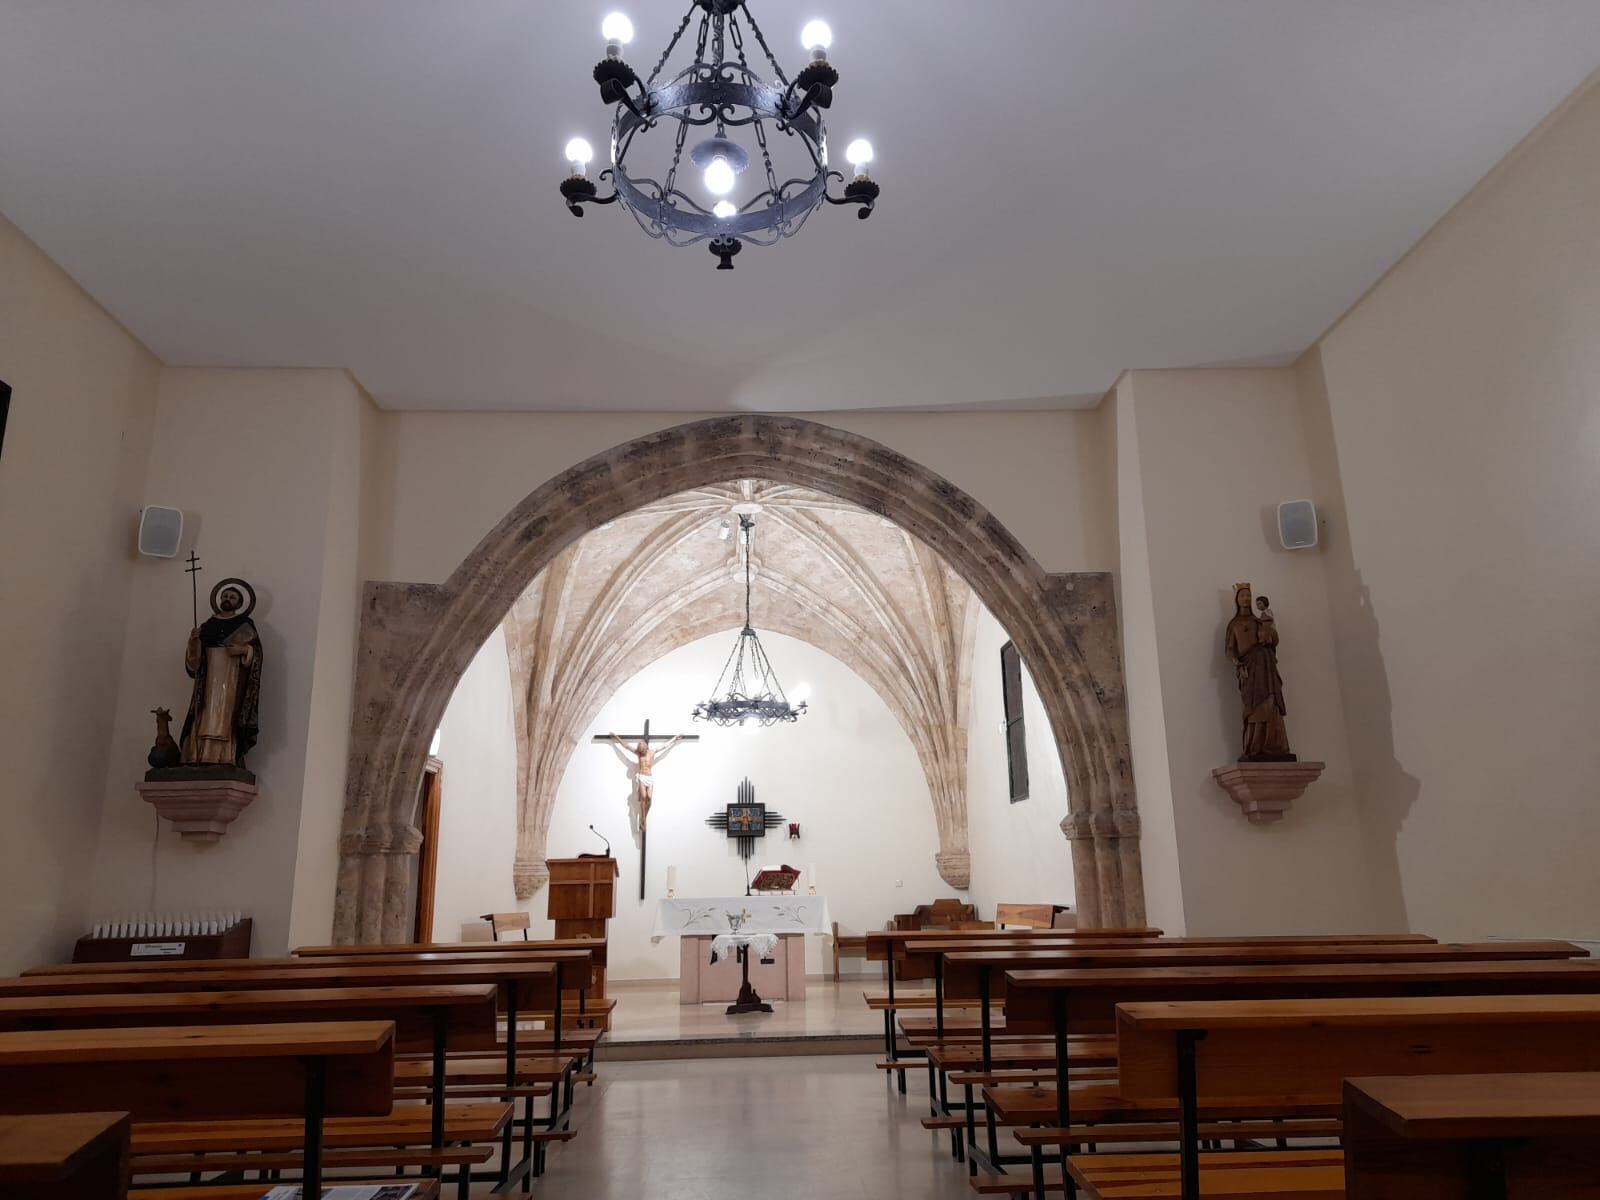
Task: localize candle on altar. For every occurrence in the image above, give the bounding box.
[666,865,678,897]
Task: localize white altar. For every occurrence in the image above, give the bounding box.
[653,896,832,1005]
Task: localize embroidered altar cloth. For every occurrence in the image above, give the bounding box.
[652,895,832,937]
[710,932,780,963]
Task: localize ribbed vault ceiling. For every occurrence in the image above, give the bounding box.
[502,480,981,897]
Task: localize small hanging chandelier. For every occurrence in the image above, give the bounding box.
[559,3,881,270]
[693,514,807,726]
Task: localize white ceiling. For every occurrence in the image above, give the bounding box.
[1,2,1596,413]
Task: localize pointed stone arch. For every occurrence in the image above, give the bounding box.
[332,415,1143,941]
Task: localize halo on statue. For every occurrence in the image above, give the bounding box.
[209,576,256,619]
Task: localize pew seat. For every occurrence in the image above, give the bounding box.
[128,1102,513,1156]
[1066,1150,1345,1198]
[138,1185,441,1200]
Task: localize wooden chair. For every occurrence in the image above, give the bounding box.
[482,912,531,942]
[995,904,1068,931]
[831,921,870,982]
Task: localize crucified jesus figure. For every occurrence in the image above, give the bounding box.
[609,732,684,833]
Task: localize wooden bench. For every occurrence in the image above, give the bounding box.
[1343,1071,1600,1198]
[0,1022,394,1197]
[0,1112,129,1200]
[981,958,1600,1193]
[1065,995,1600,1200]
[8,958,585,1188]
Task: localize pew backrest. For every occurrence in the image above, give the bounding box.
[0,1022,395,1120]
[1003,959,1600,1035]
[0,984,500,1054]
[1116,995,1600,1103]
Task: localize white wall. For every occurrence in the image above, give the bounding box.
[430,625,520,941]
[965,608,1076,918]
[0,215,160,972]
[431,630,955,979]
[1303,75,1600,941]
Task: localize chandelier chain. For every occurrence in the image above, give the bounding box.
[729,15,781,197]
[739,3,790,89]
[646,8,697,89]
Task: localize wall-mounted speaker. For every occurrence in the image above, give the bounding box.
[137,506,185,558]
[1277,499,1318,550]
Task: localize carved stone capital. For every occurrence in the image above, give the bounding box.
[934,850,971,890]
[1212,761,1326,823]
[514,857,550,900]
[1059,810,1095,841]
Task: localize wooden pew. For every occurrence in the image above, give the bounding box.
[866,931,1436,1094]
[0,1112,129,1200]
[0,1022,394,1198]
[5,963,573,1188]
[941,941,1585,1072]
[28,948,608,1034]
[1343,1071,1600,1199]
[983,959,1600,1192]
[1075,995,1600,1200]
[288,937,612,999]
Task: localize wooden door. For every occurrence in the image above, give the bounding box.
[411,757,444,943]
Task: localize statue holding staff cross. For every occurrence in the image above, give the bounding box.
[592,718,699,899]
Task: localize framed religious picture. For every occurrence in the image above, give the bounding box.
[725,801,765,838]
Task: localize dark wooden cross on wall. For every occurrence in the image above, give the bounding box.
[591,718,699,900]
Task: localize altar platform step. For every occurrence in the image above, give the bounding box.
[598,1032,878,1062]
[600,977,883,1058]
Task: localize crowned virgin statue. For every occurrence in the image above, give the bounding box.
[180,578,264,773]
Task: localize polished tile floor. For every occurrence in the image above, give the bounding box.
[531,1054,977,1199]
[608,976,896,1042]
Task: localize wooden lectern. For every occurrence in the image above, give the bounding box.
[546,857,618,942]
[547,857,618,999]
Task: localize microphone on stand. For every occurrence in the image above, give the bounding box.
[588,825,611,857]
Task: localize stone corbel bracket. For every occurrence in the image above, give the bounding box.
[138,777,258,843]
[1211,761,1325,823]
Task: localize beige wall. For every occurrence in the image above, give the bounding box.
[86,368,374,957]
[1117,367,1387,934]
[1106,380,1187,934]
[0,217,160,972]
[372,410,1115,585]
[1304,77,1600,941]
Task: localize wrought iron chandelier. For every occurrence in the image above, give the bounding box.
[692,514,807,725]
[559,3,881,270]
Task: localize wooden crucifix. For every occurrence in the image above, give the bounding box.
[592,718,700,900]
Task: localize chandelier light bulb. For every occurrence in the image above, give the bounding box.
[704,156,737,196]
[845,137,874,176]
[713,200,737,219]
[601,12,634,46]
[800,19,833,57]
[564,137,594,175]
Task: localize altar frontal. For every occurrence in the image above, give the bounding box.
[654,896,832,1007]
